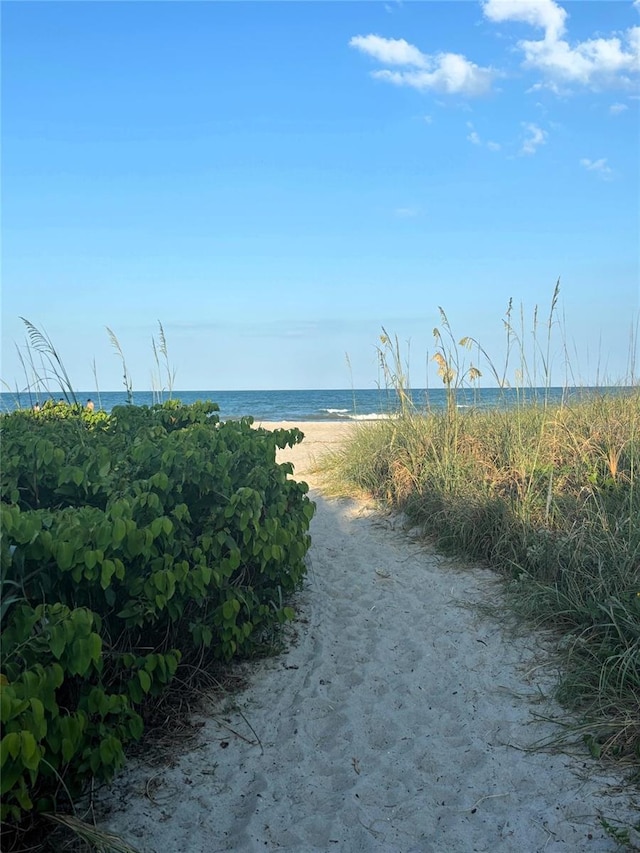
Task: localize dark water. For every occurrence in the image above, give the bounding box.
[1,386,635,421]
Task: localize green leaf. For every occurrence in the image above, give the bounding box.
[112,517,126,545]
[49,663,64,689]
[68,639,91,677]
[14,782,33,811]
[100,559,116,590]
[61,737,75,762]
[49,627,66,660]
[129,713,144,741]
[99,738,114,766]
[128,679,142,705]
[57,541,75,571]
[21,731,40,771]
[87,633,102,664]
[1,732,21,766]
[138,670,151,694]
[0,691,14,724]
[29,699,46,739]
[153,572,167,594]
[165,651,180,677]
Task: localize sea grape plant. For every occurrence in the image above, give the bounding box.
[0,400,314,827]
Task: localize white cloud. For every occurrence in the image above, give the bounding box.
[350,34,496,96]
[423,114,433,124]
[349,35,426,68]
[521,29,640,89]
[482,0,640,91]
[467,122,482,145]
[371,57,495,96]
[483,0,567,41]
[610,102,629,115]
[580,157,613,178]
[466,122,501,151]
[521,122,547,154]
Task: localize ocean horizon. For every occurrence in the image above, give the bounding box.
[1,386,636,422]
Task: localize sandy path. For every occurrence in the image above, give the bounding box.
[96,423,637,852]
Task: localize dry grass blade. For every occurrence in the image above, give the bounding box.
[157,320,175,398]
[106,326,133,404]
[19,318,77,404]
[44,814,140,853]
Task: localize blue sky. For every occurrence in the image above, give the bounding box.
[2,0,639,391]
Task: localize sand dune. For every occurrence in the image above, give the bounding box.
[95,423,637,852]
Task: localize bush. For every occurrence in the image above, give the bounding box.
[0,401,314,828]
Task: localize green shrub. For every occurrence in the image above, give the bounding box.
[0,401,314,828]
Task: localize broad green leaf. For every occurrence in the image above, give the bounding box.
[21,731,40,771]
[49,628,66,660]
[112,518,126,545]
[61,737,75,762]
[69,639,91,677]
[99,738,114,766]
[29,699,46,739]
[57,541,75,571]
[128,679,142,705]
[1,732,21,766]
[88,633,102,663]
[100,559,116,589]
[0,691,14,724]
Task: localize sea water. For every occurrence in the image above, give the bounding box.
[0,386,634,421]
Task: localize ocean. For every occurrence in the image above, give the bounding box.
[0,386,635,422]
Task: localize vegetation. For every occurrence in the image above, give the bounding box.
[327,288,640,773]
[0,325,315,848]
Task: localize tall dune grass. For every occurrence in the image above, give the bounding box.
[325,289,640,771]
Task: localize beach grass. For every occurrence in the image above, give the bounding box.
[323,291,640,773]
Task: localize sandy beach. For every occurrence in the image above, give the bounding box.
[94,422,638,852]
